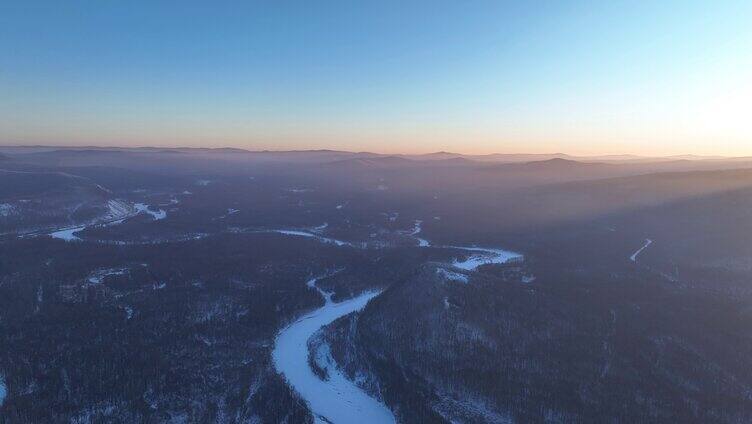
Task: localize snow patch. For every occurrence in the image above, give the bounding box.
[49,226,85,241]
[275,230,317,238]
[0,203,17,217]
[382,212,399,222]
[217,208,241,220]
[306,277,320,289]
[436,268,469,284]
[310,336,334,381]
[410,220,430,247]
[95,184,112,193]
[134,203,167,220]
[311,222,328,232]
[87,268,128,284]
[522,275,536,284]
[105,199,132,219]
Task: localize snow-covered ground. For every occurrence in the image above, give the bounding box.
[410,220,430,247]
[87,268,128,284]
[134,203,166,220]
[272,278,394,424]
[630,239,653,262]
[382,212,399,222]
[436,267,469,283]
[311,222,328,232]
[105,199,132,219]
[49,226,85,241]
[215,208,240,220]
[0,203,17,217]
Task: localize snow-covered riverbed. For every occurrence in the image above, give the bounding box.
[0,375,6,407]
[630,239,653,262]
[410,220,522,270]
[272,278,394,424]
[49,226,86,241]
[263,229,355,247]
[450,246,523,270]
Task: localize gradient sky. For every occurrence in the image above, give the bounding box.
[1,1,751,155]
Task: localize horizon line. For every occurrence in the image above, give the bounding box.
[0,144,744,160]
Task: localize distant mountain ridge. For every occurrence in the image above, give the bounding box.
[0,145,744,162]
[0,145,747,166]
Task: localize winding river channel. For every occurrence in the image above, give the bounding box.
[271,222,522,423]
[272,278,394,423]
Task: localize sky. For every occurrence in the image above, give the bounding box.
[1,1,751,156]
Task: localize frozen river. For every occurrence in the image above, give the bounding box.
[412,220,522,270]
[46,201,166,241]
[0,375,6,407]
[271,221,522,423]
[272,278,394,423]
[630,239,653,262]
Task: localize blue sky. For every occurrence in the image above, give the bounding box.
[1,1,751,155]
